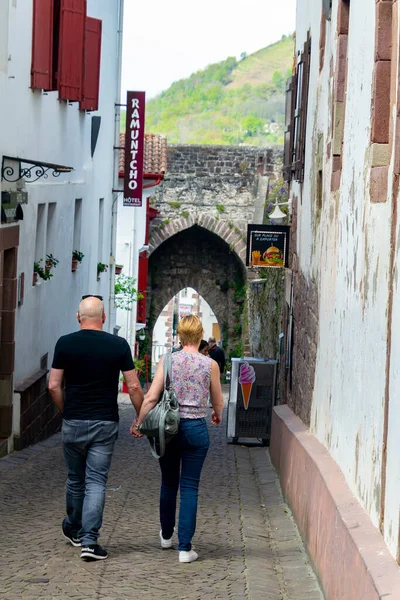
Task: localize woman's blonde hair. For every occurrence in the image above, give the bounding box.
[177,315,204,346]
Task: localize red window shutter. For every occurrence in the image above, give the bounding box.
[137,252,148,324]
[80,17,102,111]
[58,0,86,101]
[137,297,147,324]
[31,0,54,90]
[138,253,148,293]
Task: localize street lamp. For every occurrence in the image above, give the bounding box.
[268,199,292,225]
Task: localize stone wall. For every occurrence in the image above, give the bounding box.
[14,370,61,450]
[284,260,319,427]
[247,271,285,361]
[152,145,283,225]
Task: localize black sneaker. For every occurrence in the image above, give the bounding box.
[62,518,81,547]
[80,544,108,560]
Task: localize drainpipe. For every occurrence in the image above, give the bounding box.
[109,0,125,331]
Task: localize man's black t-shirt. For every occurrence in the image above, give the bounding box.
[52,330,134,421]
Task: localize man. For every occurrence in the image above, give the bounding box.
[208,336,226,375]
[49,296,143,561]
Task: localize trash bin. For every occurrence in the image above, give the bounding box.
[227,357,278,446]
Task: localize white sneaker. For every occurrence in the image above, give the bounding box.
[179,550,198,563]
[160,530,173,549]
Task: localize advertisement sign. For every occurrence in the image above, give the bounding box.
[179,304,192,319]
[124,91,146,207]
[246,224,290,268]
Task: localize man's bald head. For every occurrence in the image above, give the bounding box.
[77,297,106,329]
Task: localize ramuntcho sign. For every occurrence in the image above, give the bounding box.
[124,91,146,207]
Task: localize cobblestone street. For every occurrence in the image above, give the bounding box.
[0,400,323,600]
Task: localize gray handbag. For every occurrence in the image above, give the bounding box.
[139,353,180,459]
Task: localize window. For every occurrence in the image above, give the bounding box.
[97,198,104,262]
[73,198,82,251]
[46,202,56,254]
[283,33,311,183]
[0,0,9,74]
[35,204,46,263]
[31,0,102,110]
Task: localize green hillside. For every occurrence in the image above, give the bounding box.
[138,35,294,146]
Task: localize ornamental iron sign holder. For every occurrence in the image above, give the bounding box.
[1,155,73,184]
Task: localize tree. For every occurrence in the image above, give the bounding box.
[114,275,143,311]
[241,115,264,137]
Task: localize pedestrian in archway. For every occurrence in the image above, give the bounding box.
[198,339,209,356]
[208,336,226,376]
[49,296,144,561]
[131,315,224,563]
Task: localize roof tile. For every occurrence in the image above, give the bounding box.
[119,132,167,175]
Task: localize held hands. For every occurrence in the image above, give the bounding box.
[211,410,222,426]
[130,417,143,438]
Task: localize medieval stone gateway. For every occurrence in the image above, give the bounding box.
[147,144,283,355]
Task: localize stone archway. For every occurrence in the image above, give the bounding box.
[149,211,247,267]
[148,224,247,356]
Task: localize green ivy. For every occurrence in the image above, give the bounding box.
[169,201,181,209]
[216,204,225,213]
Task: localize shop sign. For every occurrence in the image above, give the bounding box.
[246,224,290,268]
[124,91,146,207]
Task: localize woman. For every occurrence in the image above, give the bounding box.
[198,339,209,356]
[131,315,224,563]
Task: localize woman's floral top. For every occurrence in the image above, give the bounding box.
[171,351,212,418]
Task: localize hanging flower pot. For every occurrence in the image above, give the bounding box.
[115,264,123,275]
[72,250,84,272]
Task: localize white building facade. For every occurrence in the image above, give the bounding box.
[0,0,124,453]
[281,0,400,562]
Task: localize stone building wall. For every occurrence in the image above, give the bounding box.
[152,145,283,226]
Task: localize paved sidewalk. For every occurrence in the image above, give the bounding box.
[0,404,323,600]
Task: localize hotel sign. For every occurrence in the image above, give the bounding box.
[124,91,146,207]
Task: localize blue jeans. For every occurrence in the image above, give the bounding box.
[159,418,210,551]
[62,419,119,546]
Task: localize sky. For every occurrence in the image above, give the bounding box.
[121,0,297,100]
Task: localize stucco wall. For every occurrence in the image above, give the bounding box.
[0,1,120,389]
[291,0,400,557]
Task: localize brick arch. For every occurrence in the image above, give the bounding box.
[148,225,247,353]
[149,212,247,266]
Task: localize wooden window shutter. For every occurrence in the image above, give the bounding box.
[31,0,54,90]
[58,0,86,101]
[138,253,148,293]
[283,75,296,182]
[80,17,102,111]
[293,34,311,182]
[137,252,148,324]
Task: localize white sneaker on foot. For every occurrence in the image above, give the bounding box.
[160,530,173,549]
[179,550,198,563]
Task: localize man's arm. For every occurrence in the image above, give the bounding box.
[48,368,64,413]
[123,369,144,414]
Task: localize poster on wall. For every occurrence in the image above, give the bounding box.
[179,304,192,319]
[123,91,146,207]
[246,224,290,268]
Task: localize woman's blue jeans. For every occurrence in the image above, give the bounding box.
[159,418,210,551]
[62,419,118,546]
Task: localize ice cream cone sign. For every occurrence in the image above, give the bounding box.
[239,363,256,410]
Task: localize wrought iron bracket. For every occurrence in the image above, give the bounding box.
[1,155,73,184]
